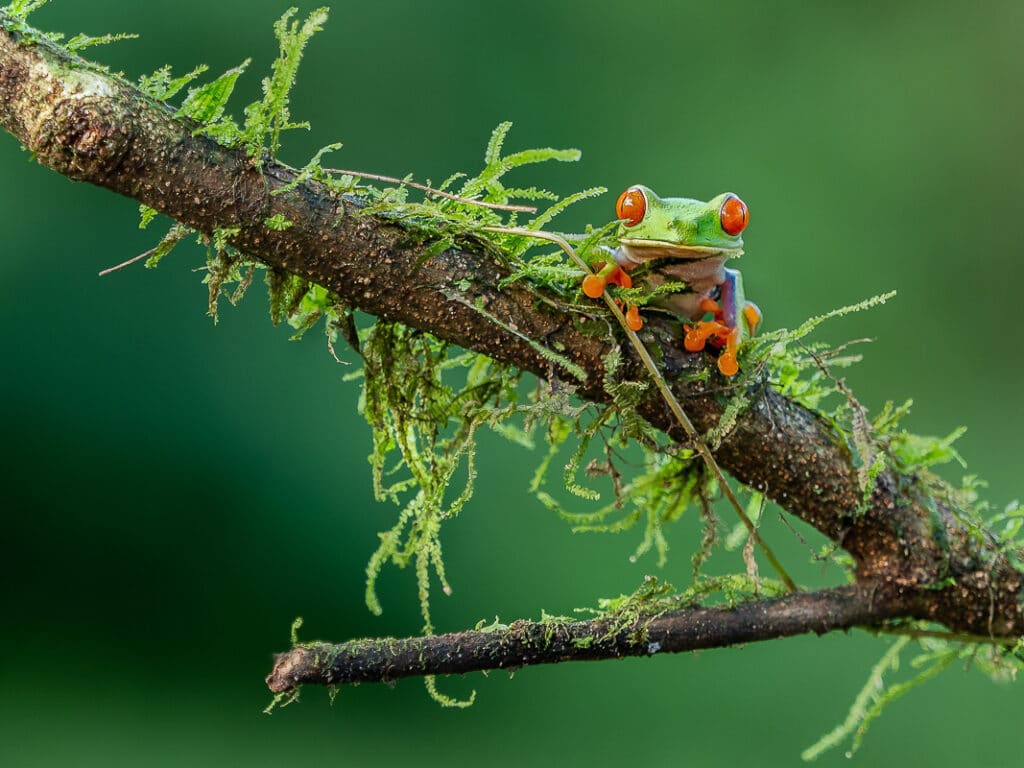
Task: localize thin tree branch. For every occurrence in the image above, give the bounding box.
[266,584,915,691]
[97,244,158,276]
[0,14,1020,693]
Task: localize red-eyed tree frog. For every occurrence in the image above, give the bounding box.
[582,185,761,377]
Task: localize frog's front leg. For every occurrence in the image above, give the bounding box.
[581,249,643,331]
[683,268,761,377]
[582,259,632,297]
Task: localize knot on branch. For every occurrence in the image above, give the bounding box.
[40,94,131,181]
[0,30,133,183]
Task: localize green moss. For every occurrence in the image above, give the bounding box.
[262,687,301,715]
[138,64,208,102]
[3,0,49,28]
[240,7,328,158]
[357,323,524,634]
[289,616,303,646]
[175,59,250,134]
[263,214,293,231]
[65,31,137,52]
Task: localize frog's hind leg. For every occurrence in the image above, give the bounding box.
[683,269,754,376]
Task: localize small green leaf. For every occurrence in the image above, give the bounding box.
[176,59,250,127]
[138,204,158,230]
[144,223,190,269]
[66,32,139,52]
[264,214,293,231]
[139,64,209,101]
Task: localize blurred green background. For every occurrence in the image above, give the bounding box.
[3,1,1023,765]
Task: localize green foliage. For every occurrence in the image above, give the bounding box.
[356,323,524,634]
[580,575,680,632]
[452,292,586,382]
[263,213,293,231]
[801,634,1021,760]
[143,223,190,269]
[460,121,579,202]
[137,203,158,229]
[739,293,900,505]
[271,142,343,197]
[289,616,304,645]
[138,64,208,102]
[347,122,608,272]
[577,573,787,638]
[2,0,49,27]
[424,676,475,709]
[139,7,327,157]
[735,299,1024,760]
[803,636,912,761]
[65,31,138,52]
[542,449,707,569]
[175,60,250,138]
[240,7,328,158]
[887,426,966,472]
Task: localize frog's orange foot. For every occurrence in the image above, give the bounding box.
[582,262,632,299]
[718,349,739,377]
[718,327,742,377]
[683,326,705,352]
[684,319,730,352]
[610,298,643,331]
[684,321,743,376]
[625,304,643,331]
[582,273,606,299]
[743,302,762,336]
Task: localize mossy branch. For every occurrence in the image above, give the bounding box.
[266,585,916,692]
[0,10,1020,696]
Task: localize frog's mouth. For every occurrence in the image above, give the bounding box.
[619,239,744,262]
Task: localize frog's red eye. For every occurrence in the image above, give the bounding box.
[720,195,749,236]
[616,187,647,227]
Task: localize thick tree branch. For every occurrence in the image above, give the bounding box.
[266,585,917,690]
[1,16,1020,690]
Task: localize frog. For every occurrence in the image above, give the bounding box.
[581,185,761,376]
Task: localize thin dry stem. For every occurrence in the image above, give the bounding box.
[323,168,537,212]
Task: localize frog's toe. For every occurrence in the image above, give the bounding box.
[684,326,707,352]
[717,350,739,377]
[582,274,607,298]
[684,320,729,352]
[625,304,643,331]
[743,302,762,336]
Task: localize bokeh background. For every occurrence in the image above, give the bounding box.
[3,1,1023,765]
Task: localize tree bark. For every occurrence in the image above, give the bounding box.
[0,14,1019,691]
